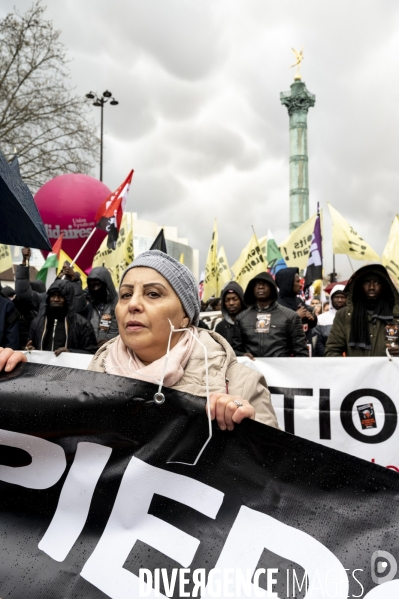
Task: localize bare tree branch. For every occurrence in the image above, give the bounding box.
[0,1,99,190]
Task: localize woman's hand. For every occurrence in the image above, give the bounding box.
[0,348,27,372]
[207,393,255,431]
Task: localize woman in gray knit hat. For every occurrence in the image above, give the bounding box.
[0,250,277,430]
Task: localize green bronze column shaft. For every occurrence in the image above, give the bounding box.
[280,80,315,232]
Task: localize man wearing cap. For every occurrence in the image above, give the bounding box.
[232,272,308,358]
[312,285,346,356]
[325,265,399,357]
[215,281,246,346]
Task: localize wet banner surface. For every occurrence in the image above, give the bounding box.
[0,363,398,598]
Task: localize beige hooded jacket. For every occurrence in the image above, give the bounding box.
[87,328,278,428]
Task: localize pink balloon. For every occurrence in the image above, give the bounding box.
[35,174,111,273]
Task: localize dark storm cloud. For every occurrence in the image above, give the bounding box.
[2,0,399,277]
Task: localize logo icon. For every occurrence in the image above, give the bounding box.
[371,550,397,585]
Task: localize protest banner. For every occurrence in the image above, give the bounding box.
[0,362,398,598]
[25,352,399,470]
[328,203,380,261]
[239,356,399,470]
[0,243,13,274]
[382,215,399,283]
[279,213,317,269]
[232,233,266,289]
[215,246,231,296]
[203,220,218,302]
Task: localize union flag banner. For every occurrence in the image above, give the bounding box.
[96,170,134,250]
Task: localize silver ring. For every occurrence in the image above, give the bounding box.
[233,399,243,408]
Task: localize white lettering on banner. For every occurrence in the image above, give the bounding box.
[203,506,348,598]
[0,428,66,489]
[39,442,112,561]
[80,457,224,599]
[237,357,399,470]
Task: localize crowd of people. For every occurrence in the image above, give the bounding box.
[0,247,119,355]
[1,249,399,362]
[201,264,399,358]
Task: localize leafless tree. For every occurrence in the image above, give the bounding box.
[0,1,99,190]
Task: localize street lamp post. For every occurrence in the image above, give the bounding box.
[85,90,119,182]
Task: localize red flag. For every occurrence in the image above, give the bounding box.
[51,233,64,258]
[95,170,134,250]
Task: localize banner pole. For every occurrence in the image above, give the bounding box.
[347,254,355,273]
[333,253,336,282]
[69,227,97,268]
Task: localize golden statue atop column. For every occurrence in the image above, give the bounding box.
[291,48,304,81]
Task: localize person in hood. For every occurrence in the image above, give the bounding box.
[312,285,346,356]
[275,267,317,346]
[325,264,399,357]
[84,267,119,347]
[215,282,246,346]
[16,248,86,314]
[232,272,308,358]
[27,279,97,355]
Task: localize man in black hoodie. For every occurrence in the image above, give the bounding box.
[215,281,246,346]
[84,267,119,347]
[232,272,308,358]
[27,279,97,355]
[275,267,317,346]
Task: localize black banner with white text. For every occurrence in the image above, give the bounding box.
[0,363,399,598]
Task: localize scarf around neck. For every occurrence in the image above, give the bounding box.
[104,326,198,387]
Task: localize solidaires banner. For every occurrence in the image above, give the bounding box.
[0,364,399,598]
[239,356,399,471]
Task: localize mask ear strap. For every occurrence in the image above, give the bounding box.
[164,320,213,467]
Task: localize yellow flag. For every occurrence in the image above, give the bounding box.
[216,246,232,296]
[203,220,218,301]
[382,215,399,284]
[279,214,317,269]
[179,253,184,264]
[259,236,267,263]
[58,249,88,289]
[328,203,380,261]
[233,233,266,290]
[0,244,13,274]
[92,213,134,288]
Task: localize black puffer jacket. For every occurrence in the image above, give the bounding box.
[29,279,97,354]
[232,272,308,357]
[275,267,317,344]
[215,281,246,346]
[84,267,119,344]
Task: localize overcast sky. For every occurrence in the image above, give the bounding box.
[4,0,399,278]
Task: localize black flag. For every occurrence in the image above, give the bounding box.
[150,228,167,253]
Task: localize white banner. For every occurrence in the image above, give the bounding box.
[25,351,92,370]
[24,351,399,471]
[238,356,399,472]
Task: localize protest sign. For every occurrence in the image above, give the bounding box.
[0,363,398,598]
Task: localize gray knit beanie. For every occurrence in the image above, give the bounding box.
[120,250,201,326]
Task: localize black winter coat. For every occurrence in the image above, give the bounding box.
[275,267,317,344]
[29,279,97,354]
[215,280,246,347]
[232,302,308,357]
[83,267,119,344]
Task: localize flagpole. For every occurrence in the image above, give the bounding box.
[69,227,97,268]
[332,253,336,282]
[347,255,354,273]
